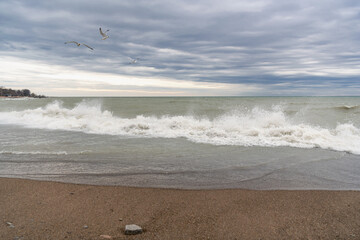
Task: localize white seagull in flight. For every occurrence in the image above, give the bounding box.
[64,41,94,50]
[99,27,110,40]
[128,57,140,64]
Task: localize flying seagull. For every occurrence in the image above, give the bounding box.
[128,57,140,64]
[64,41,94,50]
[99,27,110,40]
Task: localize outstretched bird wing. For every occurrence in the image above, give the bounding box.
[82,44,94,50]
[65,41,80,45]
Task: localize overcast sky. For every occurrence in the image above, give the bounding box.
[1,0,360,96]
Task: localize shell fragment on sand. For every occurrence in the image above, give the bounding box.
[6,222,15,228]
[99,235,112,239]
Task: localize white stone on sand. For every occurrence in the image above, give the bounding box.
[124,224,143,235]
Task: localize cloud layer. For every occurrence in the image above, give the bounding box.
[1,0,360,95]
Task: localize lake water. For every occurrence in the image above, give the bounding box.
[0,97,359,189]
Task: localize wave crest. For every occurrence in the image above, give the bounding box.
[334,105,360,110]
[0,101,359,154]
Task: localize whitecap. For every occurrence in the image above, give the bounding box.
[0,100,359,155]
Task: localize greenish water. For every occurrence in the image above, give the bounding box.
[0,97,359,189]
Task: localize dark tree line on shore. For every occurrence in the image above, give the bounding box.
[0,87,46,98]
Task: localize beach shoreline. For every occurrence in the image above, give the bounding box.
[1,177,359,239]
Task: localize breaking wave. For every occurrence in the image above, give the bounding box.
[334,105,360,110]
[0,101,359,154]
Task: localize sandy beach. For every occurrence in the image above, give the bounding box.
[0,178,359,240]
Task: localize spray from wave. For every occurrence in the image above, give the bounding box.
[0,100,359,154]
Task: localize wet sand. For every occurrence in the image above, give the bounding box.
[1,178,360,240]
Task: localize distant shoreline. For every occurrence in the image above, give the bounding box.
[0,96,46,98]
[0,87,46,98]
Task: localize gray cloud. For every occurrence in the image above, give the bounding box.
[1,0,360,95]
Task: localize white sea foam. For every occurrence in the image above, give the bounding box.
[0,101,359,154]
